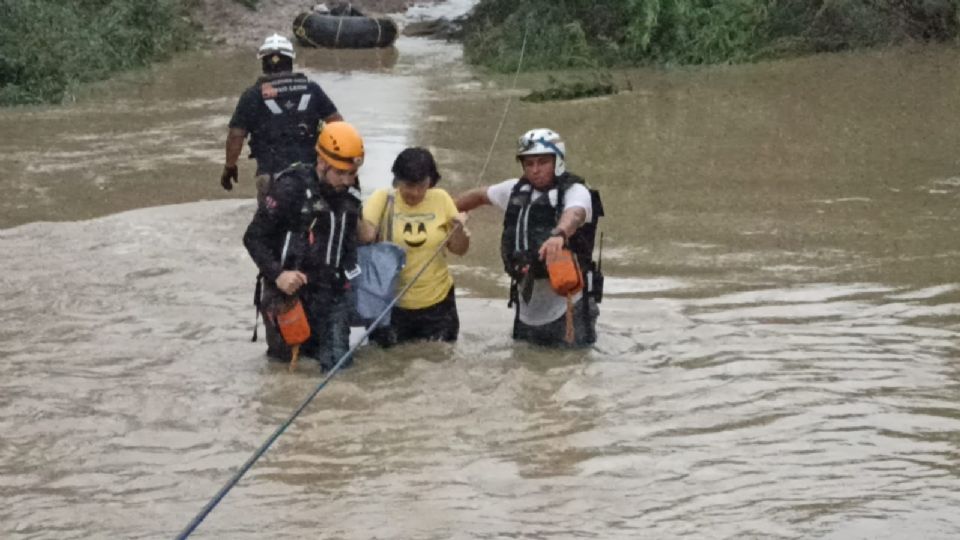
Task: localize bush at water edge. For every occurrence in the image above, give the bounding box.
[0,0,197,105]
[462,0,960,72]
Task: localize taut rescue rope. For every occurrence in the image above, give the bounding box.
[475,24,529,186]
[334,16,344,48]
[177,20,533,540]
[176,225,462,540]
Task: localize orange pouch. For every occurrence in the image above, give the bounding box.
[276,298,311,346]
[546,249,584,296]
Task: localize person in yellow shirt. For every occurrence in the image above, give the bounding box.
[360,147,470,345]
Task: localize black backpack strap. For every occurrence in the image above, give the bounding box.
[251,273,263,342]
[509,178,533,207]
[555,181,567,223]
[509,280,521,339]
[590,187,605,219]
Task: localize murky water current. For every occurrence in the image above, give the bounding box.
[3,3,960,538]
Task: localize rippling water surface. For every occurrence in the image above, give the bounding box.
[2,4,960,539]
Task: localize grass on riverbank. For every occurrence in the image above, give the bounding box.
[0,0,197,105]
[463,0,960,72]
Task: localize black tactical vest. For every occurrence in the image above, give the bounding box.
[500,173,604,280]
[249,72,319,173]
[276,165,360,286]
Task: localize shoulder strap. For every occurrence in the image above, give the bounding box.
[508,178,534,210]
[555,173,584,200]
[375,191,395,242]
[386,192,394,242]
[273,162,307,183]
[511,178,531,196]
[555,182,566,223]
[554,173,598,222]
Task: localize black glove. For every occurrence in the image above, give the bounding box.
[220,165,238,191]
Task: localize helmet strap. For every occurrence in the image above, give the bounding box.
[261,56,292,74]
[536,138,565,160]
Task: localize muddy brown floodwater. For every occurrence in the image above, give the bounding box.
[2,1,960,537]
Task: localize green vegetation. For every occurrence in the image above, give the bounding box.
[464,0,960,72]
[521,73,617,103]
[0,0,197,105]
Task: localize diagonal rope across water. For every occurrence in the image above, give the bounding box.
[176,22,531,539]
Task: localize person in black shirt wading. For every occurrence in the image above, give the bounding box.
[220,33,343,204]
[243,122,365,370]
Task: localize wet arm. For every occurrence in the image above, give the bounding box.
[538,207,587,260]
[225,127,247,168]
[555,207,586,239]
[243,209,285,281]
[446,214,470,256]
[455,188,491,212]
[357,217,377,244]
[359,189,389,244]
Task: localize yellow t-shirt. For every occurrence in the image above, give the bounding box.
[362,188,459,310]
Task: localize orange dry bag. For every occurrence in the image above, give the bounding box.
[277,297,311,346]
[547,249,584,345]
[276,297,311,371]
[546,249,584,296]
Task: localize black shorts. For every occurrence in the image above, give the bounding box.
[512,296,598,348]
[371,286,459,346]
[260,281,352,370]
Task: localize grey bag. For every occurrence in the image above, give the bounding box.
[352,242,405,328]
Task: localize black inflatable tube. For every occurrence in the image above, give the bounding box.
[293,12,398,49]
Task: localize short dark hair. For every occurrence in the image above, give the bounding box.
[391,147,440,187]
[261,54,293,74]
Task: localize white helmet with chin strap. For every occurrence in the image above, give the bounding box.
[258,33,296,60]
[516,128,566,176]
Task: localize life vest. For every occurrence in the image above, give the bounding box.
[248,72,319,173]
[500,173,605,300]
[276,164,361,286]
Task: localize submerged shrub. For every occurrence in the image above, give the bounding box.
[521,73,617,103]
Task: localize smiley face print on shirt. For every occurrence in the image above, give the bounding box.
[398,212,436,249]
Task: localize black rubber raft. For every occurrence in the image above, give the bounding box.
[293,11,399,49]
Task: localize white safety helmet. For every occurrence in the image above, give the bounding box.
[516,128,566,176]
[257,33,296,60]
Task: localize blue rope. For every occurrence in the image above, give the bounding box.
[474,22,529,187]
[176,224,461,539]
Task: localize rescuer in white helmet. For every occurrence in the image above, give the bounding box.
[454,128,605,347]
[220,33,344,202]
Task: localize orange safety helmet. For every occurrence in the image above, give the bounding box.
[315,121,365,170]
